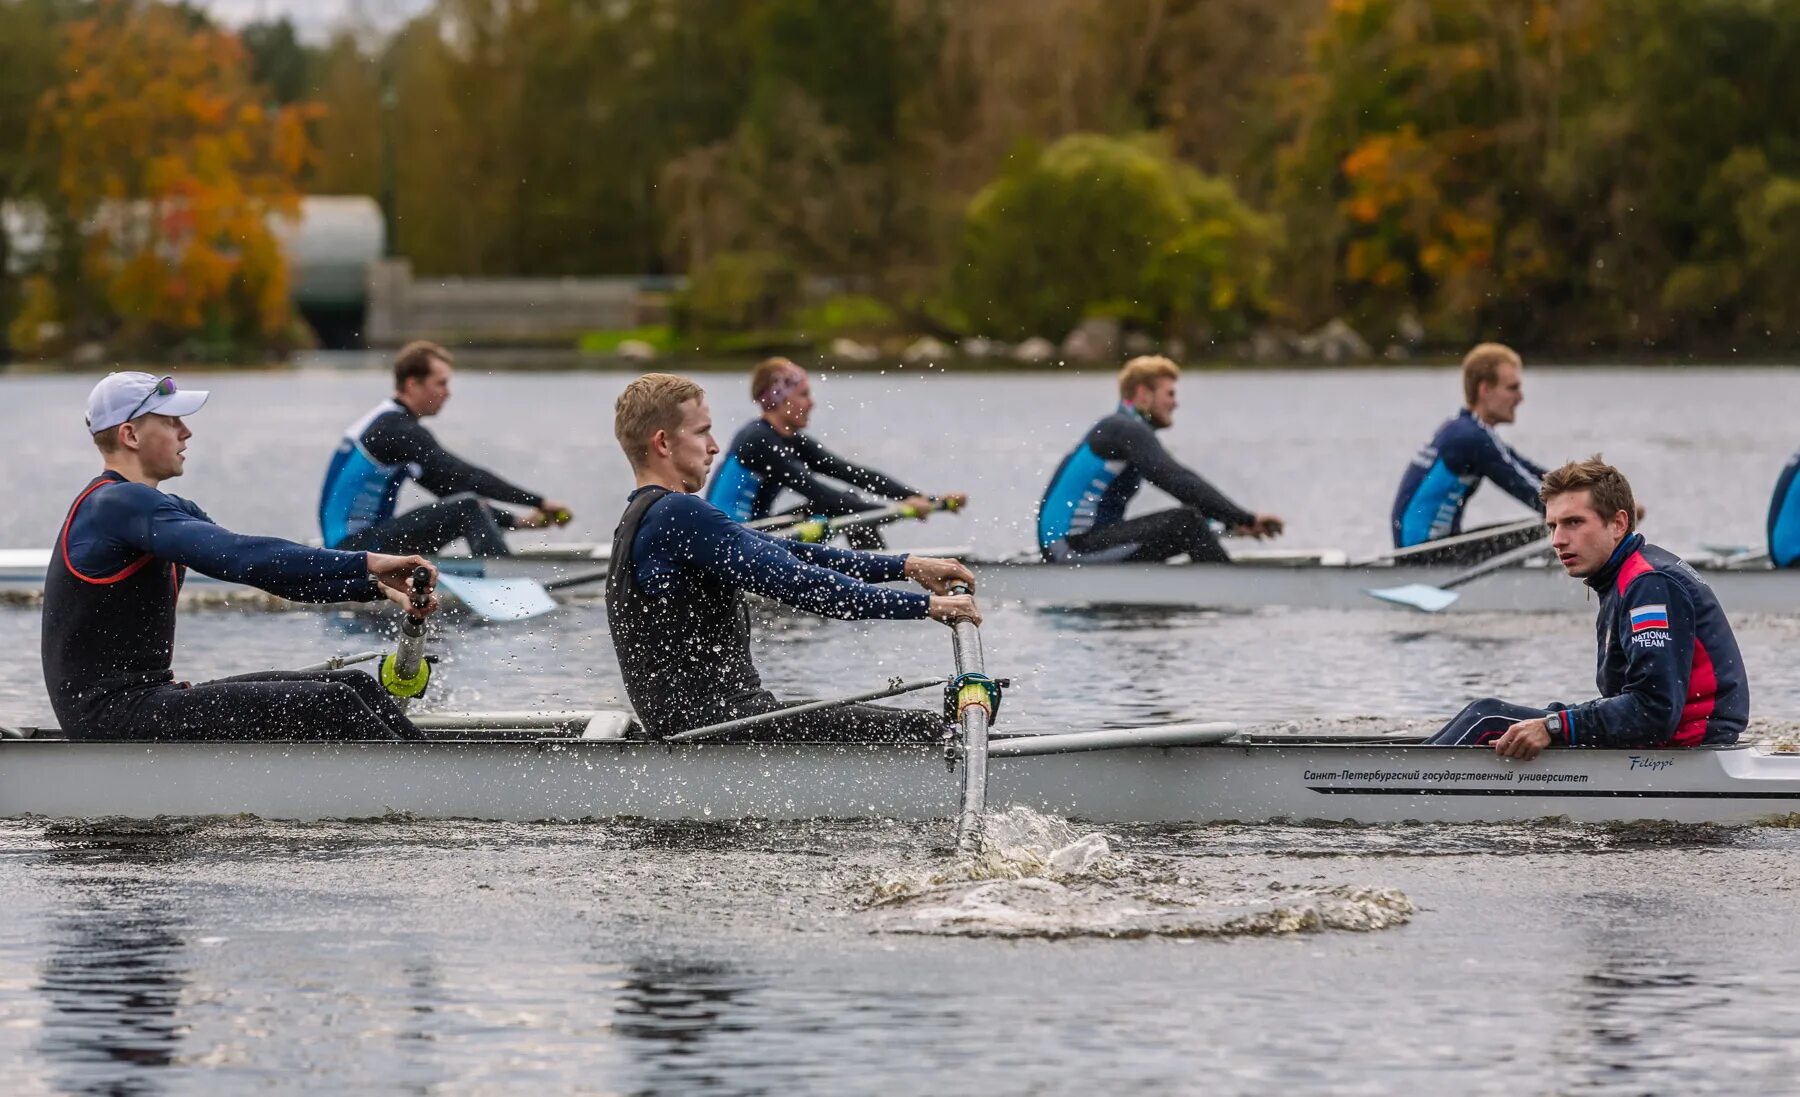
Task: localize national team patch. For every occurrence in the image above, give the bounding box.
[1630,604,1669,632]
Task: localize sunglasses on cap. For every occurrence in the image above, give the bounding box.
[123,376,178,423]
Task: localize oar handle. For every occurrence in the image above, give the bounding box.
[382,566,434,703]
[401,565,431,639]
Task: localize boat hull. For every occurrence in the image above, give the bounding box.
[3,739,1797,826]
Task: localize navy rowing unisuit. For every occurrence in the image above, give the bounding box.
[42,472,417,741]
[606,486,939,742]
[1390,408,1547,548]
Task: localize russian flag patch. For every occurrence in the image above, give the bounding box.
[1630,604,1669,632]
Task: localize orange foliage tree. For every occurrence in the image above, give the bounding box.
[39,2,319,355]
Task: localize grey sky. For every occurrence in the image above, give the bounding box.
[197,0,432,41]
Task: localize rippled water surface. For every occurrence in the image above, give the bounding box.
[7,814,1800,1094]
[5,363,1800,1093]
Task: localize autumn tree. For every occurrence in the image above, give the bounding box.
[1275,0,1800,350]
[34,1,319,356]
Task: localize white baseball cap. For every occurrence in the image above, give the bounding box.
[85,372,210,434]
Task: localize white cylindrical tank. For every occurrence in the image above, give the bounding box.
[271,196,385,310]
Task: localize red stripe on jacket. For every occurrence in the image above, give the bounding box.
[58,479,157,585]
[1614,550,1654,594]
[1675,639,1719,746]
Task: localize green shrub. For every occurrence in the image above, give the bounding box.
[952,133,1276,341]
[671,251,804,338]
[577,325,677,354]
[791,294,900,339]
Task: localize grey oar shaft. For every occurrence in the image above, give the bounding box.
[411,710,600,730]
[664,677,946,743]
[951,613,988,855]
[1351,516,1543,567]
[544,568,611,592]
[291,650,384,674]
[388,565,435,710]
[394,618,426,681]
[1439,536,1552,591]
[747,506,895,533]
[545,505,932,595]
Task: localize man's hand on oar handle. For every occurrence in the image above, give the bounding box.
[520,499,575,529]
[368,553,440,616]
[1235,513,1285,539]
[904,555,974,594]
[899,493,970,519]
[927,593,982,628]
[927,570,982,627]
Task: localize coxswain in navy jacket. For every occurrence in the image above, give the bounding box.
[1552,533,1749,748]
[1391,408,1547,547]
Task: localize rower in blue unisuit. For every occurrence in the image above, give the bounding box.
[610,372,977,742]
[1037,356,1283,564]
[1427,458,1747,758]
[703,358,966,549]
[319,340,573,558]
[1391,343,1548,557]
[1767,449,1800,566]
[44,372,441,742]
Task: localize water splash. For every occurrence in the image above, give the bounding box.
[860,806,1414,939]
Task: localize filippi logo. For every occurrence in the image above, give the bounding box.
[1628,755,1674,772]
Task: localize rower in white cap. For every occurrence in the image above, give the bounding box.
[41,371,441,741]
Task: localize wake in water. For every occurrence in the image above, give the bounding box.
[859,806,1415,939]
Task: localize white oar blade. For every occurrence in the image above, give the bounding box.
[437,575,557,622]
[1366,583,1460,613]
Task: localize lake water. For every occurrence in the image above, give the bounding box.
[4,363,1800,1093]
